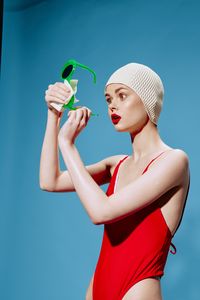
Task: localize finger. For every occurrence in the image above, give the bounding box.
[67,110,73,118]
[86,110,90,123]
[81,107,91,120]
[55,82,72,93]
[67,110,76,122]
[46,89,70,102]
[81,106,92,122]
[83,107,92,120]
[75,107,84,122]
[47,85,71,97]
[51,84,72,96]
[49,85,71,96]
[82,108,88,122]
[81,107,89,124]
[47,82,71,95]
[81,106,92,114]
[77,108,88,128]
[45,95,66,104]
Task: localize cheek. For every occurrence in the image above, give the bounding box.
[122,100,146,123]
[123,99,141,115]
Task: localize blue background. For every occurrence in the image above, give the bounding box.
[1,0,199,299]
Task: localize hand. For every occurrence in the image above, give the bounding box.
[45,82,72,117]
[58,106,92,145]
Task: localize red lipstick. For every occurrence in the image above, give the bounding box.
[111,113,121,124]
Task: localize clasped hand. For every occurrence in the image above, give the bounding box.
[45,81,92,145]
[58,107,92,145]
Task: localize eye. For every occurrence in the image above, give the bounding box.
[106,98,111,104]
[105,92,127,104]
[119,93,127,100]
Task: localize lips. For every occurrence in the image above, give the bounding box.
[111,114,121,124]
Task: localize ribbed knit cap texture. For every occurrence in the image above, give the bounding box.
[105,63,164,125]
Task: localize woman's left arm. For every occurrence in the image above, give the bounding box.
[59,141,108,223]
[58,107,108,224]
[58,107,189,225]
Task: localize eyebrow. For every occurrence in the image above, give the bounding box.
[105,87,128,97]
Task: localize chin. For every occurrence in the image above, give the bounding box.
[114,124,129,132]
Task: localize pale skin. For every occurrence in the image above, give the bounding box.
[40,82,190,300]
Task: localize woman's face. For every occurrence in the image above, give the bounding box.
[105,83,149,133]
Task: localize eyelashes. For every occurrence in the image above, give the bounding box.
[106,93,127,104]
[106,98,111,104]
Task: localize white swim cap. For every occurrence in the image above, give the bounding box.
[105,63,164,125]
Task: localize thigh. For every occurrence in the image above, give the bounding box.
[122,277,162,300]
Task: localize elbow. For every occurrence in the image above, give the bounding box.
[90,212,104,225]
[90,214,100,225]
[92,212,108,226]
[92,218,103,225]
[39,182,55,192]
[93,212,125,225]
[93,217,110,225]
[92,202,111,225]
[93,216,111,225]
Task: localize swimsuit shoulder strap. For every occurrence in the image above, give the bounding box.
[106,155,129,196]
[113,155,129,178]
[142,150,173,174]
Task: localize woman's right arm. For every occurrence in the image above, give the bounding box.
[50,155,121,193]
[39,82,124,193]
[39,106,64,191]
[39,82,71,191]
[40,136,120,192]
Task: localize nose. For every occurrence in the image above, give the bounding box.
[109,98,119,111]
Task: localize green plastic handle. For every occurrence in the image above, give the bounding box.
[60,59,99,117]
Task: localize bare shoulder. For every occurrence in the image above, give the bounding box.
[157,148,189,165]
[107,154,129,176]
[173,148,189,159]
[136,148,190,190]
[158,148,190,187]
[170,148,190,169]
[174,148,190,181]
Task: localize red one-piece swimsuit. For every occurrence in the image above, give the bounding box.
[92,151,179,300]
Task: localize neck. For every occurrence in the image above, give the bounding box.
[129,119,169,162]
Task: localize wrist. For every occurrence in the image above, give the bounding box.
[58,137,74,148]
[48,106,63,118]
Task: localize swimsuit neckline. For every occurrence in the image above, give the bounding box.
[113,149,174,194]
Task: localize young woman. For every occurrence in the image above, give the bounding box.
[40,62,190,300]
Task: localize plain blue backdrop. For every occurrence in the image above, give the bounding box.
[1,0,199,299]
